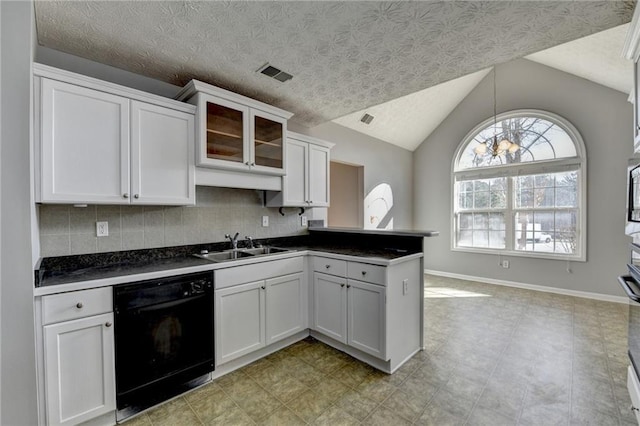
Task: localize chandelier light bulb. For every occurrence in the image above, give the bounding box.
[498,138,512,151]
[508,143,520,154]
[474,143,488,155]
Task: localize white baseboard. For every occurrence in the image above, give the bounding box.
[424,269,629,304]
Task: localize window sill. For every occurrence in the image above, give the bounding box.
[451,246,586,262]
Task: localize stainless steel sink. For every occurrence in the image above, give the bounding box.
[241,247,292,256]
[195,250,255,262]
[194,246,293,263]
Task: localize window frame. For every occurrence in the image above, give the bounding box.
[451,109,587,261]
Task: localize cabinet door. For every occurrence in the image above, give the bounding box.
[40,78,130,203]
[347,280,386,359]
[131,101,195,205]
[215,281,265,365]
[635,61,640,153]
[44,313,115,426]
[197,95,250,170]
[312,272,347,344]
[308,144,330,207]
[281,138,308,206]
[265,273,305,345]
[250,109,286,174]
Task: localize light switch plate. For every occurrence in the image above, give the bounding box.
[96,221,109,237]
[262,216,269,227]
[301,216,308,227]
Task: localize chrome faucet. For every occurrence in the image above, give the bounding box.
[225,232,240,250]
[245,236,254,249]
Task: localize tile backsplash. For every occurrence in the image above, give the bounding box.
[39,187,307,257]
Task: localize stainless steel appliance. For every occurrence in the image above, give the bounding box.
[113,271,214,421]
[618,243,640,423]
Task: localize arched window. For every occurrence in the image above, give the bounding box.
[452,110,586,260]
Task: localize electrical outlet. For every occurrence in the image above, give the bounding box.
[403,279,408,295]
[501,260,510,269]
[96,221,109,237]
[262,216,269,227]
[301,216,308,227]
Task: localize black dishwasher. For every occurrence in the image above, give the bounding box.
[113,271,214,421]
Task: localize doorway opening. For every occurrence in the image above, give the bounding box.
[328,161,364,228]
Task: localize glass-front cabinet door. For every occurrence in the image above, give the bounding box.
[251,110,285,171]
[197,95,249,169]
[196,93,287,175]
[206,101,246,164]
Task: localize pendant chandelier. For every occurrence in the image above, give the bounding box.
[473,67,519,157]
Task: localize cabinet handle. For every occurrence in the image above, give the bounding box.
[340,283,345,288]
[123,193,129,199]
[76,302,83,309]
[346,284,351,288]
[105,322,112,328]
[361,271,367,276]
[261,285,266,290]
[251,162,255,167]
[245,161,250,166]
[134,194,139,199]
[325,265,331,269]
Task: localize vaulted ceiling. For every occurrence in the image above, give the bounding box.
[35,1,634,149]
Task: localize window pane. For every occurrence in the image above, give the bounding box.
[473,213,488,228]
[489,231,505,248]
[457,116,578,170]
[459,191,473,209]
[474,191,490,209]
[516,189,534,208]
[556,187,576,207]
[457,230,473,247]
[456,178,506,212]
[473,230,489,247]
[489,213,505,230]
[534,187,554,208]
[459,213,473,229]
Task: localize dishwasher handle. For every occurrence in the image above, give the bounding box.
[618,275,640,303]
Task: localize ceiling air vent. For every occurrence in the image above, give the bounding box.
[360,113,374,124]
[257,63,293,83]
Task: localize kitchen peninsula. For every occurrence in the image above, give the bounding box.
[33,227,437,425]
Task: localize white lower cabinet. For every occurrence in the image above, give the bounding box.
[313,272,386,359]
[265,274,306,344]
[215,281,266,365]
[347,279,386,359]
[312,273,347,343]
[311,256,422,372]
[43,313,116,426]
[214,258,306,365]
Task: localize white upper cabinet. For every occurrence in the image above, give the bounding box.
[39,78,130,204]
[177,80,293,181]
[130,101,195,205]
[265,132,334,208]
[35,64,196,205]
[624,11,640,152]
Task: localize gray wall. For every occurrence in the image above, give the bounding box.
[414,59,633,298]
[39,187,306,257]
[304,122,414,229]
[1,1,38,424]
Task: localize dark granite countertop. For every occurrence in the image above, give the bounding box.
[37,256,213,287]
[309,227,439,237]
[35,232,428,289]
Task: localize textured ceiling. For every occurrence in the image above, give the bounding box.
[526,23,633,94]
[332,68,491,151]
[34,1,634,128]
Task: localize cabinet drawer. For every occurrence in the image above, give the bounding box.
[347,262,386,286]
[313,257,347,276]
[215,257,304,289]
[42,287,112,325]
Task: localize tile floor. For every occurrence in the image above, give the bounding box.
[124,274,635,425]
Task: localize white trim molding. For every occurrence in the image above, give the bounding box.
[424,269,628,304]
[624,4,640,61]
